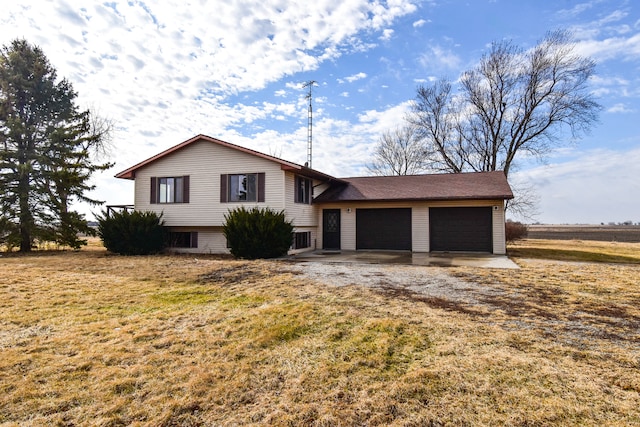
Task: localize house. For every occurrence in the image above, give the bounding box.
[115,134,514,255]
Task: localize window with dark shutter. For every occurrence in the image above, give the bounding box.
[258,172,265,202]
[150,177,157,204]
[152,176,190,204]
[182,175,190,203]
[220,174,228,203]
[223,173,265,202]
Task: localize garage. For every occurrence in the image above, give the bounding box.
[430,207,493,252]
[356,208,411,250]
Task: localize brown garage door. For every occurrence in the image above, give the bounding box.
[356,208,411,250]
[430,207,493,252]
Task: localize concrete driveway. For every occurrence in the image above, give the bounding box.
[288,250,519,269]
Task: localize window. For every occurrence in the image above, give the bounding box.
[229,173,257,202]
[295,176,312,204]
[292,231,311,249]
[150,176,189,204]
[167,232,198,248]
[220,173,265,203]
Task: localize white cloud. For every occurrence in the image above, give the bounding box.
[574,33,640,61]
[418,45,461,71]
[607,103,634,113]
[556,0,601,18]
[342,72,368,83]
[380,29,394,41]
[512,147,640,224]
[413,19,429,28]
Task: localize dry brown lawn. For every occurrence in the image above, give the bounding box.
[1,239,639,426]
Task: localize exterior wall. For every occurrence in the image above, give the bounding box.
[316,199,507,254]
[492,202,507,254]
[283,172,318,227]
[412,205,430,252]
[165,226,228,254]
[164,225,317,255]
[134,139,286,227]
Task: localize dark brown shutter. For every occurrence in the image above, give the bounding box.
[306,179,311,204]
[182,175,190,203]
[258,172,265,202]
[190,232,198,248]
[220,174,228,203]
[294,176,300,203]
[150,177,157,204]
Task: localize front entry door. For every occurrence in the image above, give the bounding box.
[322,209,341,250]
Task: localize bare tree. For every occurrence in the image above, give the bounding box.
[506,182,541,221]
[87,108,115,160]
[407,30,601,216]
[367,124,428,176]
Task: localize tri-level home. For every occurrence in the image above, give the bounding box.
[115,134,514,255]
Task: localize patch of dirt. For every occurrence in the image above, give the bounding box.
[198,264,271,284]
[284,261,640,348]
[285,262,502,308]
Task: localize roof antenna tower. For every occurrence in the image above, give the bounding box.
[302,80,317,168]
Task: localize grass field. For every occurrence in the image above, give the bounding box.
[1,239,639,426]
[528,225,640,243]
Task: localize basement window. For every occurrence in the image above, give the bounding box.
[292,231,311,249]
[168,232,198,248]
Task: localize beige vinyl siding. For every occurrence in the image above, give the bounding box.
[412,206,429,252]
[165,226,318,255]
[317,199,506,253]
[492,202,506,254]
[283,172,318,227]
[165,226,228,254]
[134,139,286,227]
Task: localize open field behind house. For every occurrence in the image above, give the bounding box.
[1,239,639,426]
[528,224,640,242]
[508,238,640,264]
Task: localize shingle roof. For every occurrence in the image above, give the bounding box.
[313,171,514,203]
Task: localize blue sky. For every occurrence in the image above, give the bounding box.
[2,0,639,224]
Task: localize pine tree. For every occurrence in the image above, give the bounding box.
[0,39,112,251]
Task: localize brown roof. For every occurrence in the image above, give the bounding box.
[115,134,342,183]
[313,171,514,203]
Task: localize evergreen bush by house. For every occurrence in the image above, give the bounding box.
[97,210,166,255]
[223,207,293,259]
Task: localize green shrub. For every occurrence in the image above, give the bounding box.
[223,207,293,259]
[506,220,529,242]
[96,210,166,255]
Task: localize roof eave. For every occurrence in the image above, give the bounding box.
[282,164,347,183]
[314,195,514,204]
